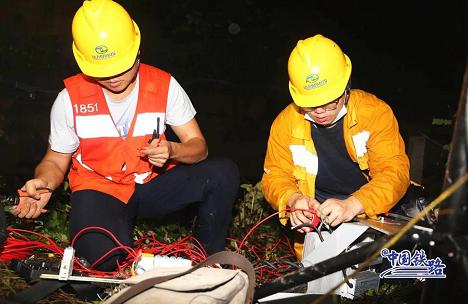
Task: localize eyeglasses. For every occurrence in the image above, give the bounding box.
[303,98,340,113]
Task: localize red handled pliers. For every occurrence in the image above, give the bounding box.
[1,187,53,206]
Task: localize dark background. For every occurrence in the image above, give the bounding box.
[0,0,466,198]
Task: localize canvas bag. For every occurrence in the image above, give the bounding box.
[104,251,255,304]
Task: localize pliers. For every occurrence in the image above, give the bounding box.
[1,187,53,207]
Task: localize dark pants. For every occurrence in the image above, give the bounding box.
[68,158,239,271]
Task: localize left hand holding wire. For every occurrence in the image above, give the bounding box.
[317,196,364,227]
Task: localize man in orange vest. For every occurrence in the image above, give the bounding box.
[262,34,410,258]
[12,0,239,270]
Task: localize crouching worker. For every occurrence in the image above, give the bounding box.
[12,0,239,270]
[261,34,410,259]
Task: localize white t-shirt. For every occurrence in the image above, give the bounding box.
[49,75,196,153]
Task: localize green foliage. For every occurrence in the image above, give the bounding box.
[232,183,265,227]
[228,182,294,266]
[134,214,193,245]
[229,182,282,253]
[230,182,277,234]
[36,183,71,244]
[41,207,70,243]
[431,118,453,126]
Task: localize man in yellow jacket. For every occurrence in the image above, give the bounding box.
[261,34,410,258]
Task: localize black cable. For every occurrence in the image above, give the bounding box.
[312,226,324,242]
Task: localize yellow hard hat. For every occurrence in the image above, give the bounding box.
[288,34,352,107]
[71,0,141,78]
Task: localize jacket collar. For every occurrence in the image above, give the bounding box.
[345,93,358,128]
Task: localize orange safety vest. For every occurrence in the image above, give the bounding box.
[64,64,176,203]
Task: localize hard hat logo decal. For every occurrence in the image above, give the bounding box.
[304,73,327,90]
[95,45,108,54]
[306,74,319,84]
[92,45,116,61]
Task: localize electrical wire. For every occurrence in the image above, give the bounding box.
[233,207,321,283]
[1,206,322,284]
[0,225,210,279]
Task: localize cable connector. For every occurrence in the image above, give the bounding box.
[135,253,155,275]
[58,246,74,281]
[135,254,192,275]
[153,255,192,269]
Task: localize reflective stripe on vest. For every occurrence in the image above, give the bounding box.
[75,112,165,138]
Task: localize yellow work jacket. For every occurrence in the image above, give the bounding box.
[261,89,410,258]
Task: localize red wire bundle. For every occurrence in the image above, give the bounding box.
[0,226,208,277]
[0,228,64,262]
[230,208,321,284]
[70,226,139,277]
[133,232,208,264]
[0,207,318,284]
